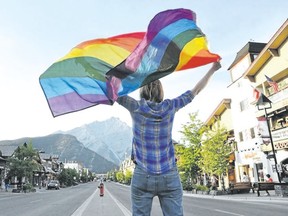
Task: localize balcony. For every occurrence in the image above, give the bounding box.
[268,87,288,108]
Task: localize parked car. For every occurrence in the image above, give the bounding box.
[47,180,60,190]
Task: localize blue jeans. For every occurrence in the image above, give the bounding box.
[131,166,183,216]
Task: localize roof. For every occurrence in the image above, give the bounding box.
[244,19,288,78]
[205,99,231,126]
[0,145,18,157]
[228,42,266,70]
[39,153,52,160]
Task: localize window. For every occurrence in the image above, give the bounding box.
[239,132,243,142]
[251,53,259,61]
[250,127,255,138]
[240,99,249,111]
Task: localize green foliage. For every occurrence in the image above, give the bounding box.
[177,112,206,182]
[179,113,232,189]
[180,171,194,191]
[23,183,35,192]
[180,112,206,146]
[58,168,79,186]
[124,170,132,184]
[200,121,231,176]
[194,184,209,191]
[80,172,89,183]
[115,171,125,183]
[7,142,42,183]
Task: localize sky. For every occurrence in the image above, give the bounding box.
[1,0,288,142]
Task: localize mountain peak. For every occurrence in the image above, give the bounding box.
[61,117,133,165]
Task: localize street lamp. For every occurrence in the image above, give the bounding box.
[256,93,281,183]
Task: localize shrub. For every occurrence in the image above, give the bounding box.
[23,183,35,192]
[195,184,209,191]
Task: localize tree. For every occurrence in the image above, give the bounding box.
[124,170,132,184]
[80,171,89,183]
[116,171,124,183]
[200,121,231,178]
[58,168,79,186]
[178,112,206,184]
[7,142,42,185]
[107,170,117,181]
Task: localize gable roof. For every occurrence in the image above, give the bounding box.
[228,42,266,70]
[244,19,288,78]
[0,145,18,157]
[205,98,231,126]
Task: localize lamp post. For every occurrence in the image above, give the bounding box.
[256,94,281,183]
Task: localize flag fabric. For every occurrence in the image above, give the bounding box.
[39,32,145,116]
[265,75,279,93]
[107,8,221,97]
[252,87,260,101]
[40,8,220,117]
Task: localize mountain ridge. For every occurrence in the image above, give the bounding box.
[58,117,133,165]
[0,117,133,173]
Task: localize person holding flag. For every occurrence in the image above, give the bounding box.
[117,61,221,216]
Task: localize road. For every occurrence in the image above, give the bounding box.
[1,182,288,216]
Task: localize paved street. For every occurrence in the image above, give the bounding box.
[1,182,288,216]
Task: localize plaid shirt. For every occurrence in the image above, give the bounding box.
[117,90,194,174]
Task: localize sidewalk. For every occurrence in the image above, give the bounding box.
[183,190,288,202]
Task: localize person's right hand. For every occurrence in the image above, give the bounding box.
[191,61,222,96]
[211,61,221,72]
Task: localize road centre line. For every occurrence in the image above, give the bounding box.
[71,188,98,216]
[214,209,244,216]
[106,188,132,216]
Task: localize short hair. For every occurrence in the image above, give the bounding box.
[140,80,164,103]
[266,174,270,178]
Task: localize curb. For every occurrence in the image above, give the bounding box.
[183,191,288,202]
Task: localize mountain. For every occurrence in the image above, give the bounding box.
[59,117,133,165]
[0,134,118,173]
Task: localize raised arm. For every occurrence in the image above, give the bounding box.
[191,62,221,96]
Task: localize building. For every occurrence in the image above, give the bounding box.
[225,19,288,183]
[244,19,288,182]
[227,41,267,183]
[37,153,62,185]
[204,98,235,189]
[63,161,84,178]
[0,145,20,188]
[119,154,135,176]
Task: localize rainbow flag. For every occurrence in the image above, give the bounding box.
[40,8,220,117]
[39,32,145,116]
[107,8,220,97]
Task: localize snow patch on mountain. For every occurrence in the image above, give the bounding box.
[58,117,133,165]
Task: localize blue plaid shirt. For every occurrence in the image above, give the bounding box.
[117,90,194,174]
